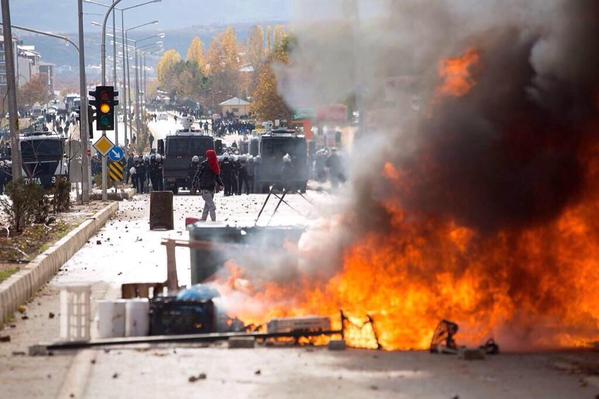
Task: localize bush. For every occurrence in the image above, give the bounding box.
[50,177,71,213]
[0,178,49,235]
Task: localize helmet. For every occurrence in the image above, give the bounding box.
[283,153,292,163]
[223,153,230,160]
[192,155,200,163]
[144,155,149,162]
[155,154,162,161]
[150,154,156,161]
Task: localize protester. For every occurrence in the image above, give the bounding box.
[196,150,224,222]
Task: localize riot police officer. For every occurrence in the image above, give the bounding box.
[220,154,234,196]
[155,154,164,191]
[189,155,201,194]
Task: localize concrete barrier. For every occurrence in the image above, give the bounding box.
[0,202,118,328]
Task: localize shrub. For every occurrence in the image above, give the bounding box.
[0,179,49,235]
[51,177,71,213]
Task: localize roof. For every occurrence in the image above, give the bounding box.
[219,97,250,106]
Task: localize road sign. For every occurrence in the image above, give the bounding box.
[93,135,115,157]
[108,146,125,162]
[108,160,125,182]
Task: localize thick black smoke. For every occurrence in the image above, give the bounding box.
[285,0,599,233]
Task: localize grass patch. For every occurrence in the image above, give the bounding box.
[0,221,74,263]
[0,268,18,283]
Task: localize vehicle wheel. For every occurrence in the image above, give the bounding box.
[300,182,307,194]
[171,186,179,195]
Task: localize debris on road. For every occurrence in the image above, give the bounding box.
[459,348,486,361]
[430,320,459,354]
[228,336,255,349]
[0,335,10,342]
[188,373,207,383]
[328,340,346,351]
[48,312,55,319]
[17,305,27,314]
[254,369,261,375]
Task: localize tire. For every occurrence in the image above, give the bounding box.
[170,186,179,195]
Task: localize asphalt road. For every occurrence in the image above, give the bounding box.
[1,190,598,398]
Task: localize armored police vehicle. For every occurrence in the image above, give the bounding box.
[20,131,67,188]
[162,116,215,194]
[255,128,308,193]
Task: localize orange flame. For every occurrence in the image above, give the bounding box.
[437,49,481,98]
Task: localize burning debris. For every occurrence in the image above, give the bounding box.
[193,0,599,351]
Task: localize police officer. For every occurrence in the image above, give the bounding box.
[220,153,234,196]
[231,155,240,195]
[155,154,164,191]
[237,155,250,195]
[135,156,146,194]
[246,156,255,194]
[149,154,158,191]
[189,155,201,194]
[143,156,151,193]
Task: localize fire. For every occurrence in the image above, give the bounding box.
[210,46,599,351]
[437,49,481,97]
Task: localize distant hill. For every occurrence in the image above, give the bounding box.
[15,20,286,87]
[10,0,291,31]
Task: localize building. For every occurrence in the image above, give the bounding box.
[0,35,18,98]
[38,62,54,94]
[219,97,251,117]
[16,45,41,87]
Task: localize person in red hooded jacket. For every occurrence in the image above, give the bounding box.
[197,150,224,221]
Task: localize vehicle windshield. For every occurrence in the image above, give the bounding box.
[21,138,63,162]
[261,137,307,160]
[166,136,214,157]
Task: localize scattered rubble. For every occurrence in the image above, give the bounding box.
[0,335,10,342]
[188,373,207,382]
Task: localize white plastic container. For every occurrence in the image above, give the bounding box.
[125,299,150,337]
[96,300,126,338]
[59,283,92,342]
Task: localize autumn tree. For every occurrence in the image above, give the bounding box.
[18,75,51,106]
[187,37,206,72]
[205,27,242,109]
[273,25,287,49]
[157,49,182,86]
[251,38,294,122]
[247,25,265,69]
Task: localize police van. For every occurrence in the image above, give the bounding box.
[161,116,214,194]
[255,128,308,193]
[20,131,67,188]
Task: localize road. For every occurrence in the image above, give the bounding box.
[1,189,598,398]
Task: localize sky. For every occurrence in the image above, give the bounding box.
[7,0,292,33]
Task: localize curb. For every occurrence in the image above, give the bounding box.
[0,202,119,328]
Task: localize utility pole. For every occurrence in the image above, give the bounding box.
[78,0,91,202]
[1,0,21,180]
[134,48,141,140]
[112,0,119,146]
[121,10,128,149]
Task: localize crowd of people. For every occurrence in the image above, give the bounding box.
[126,153,165,194]
[212,118,255,137]
[190,153,256,196]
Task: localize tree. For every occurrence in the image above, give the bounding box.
[18,75,51,106]
[187,37,206,72]
[273,25,287,49]
[157,49,182,86]
[251,38,295,122]
[205,27,242,109]
[247,25,265,68]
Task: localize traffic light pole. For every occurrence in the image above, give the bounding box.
[100,0,123,201]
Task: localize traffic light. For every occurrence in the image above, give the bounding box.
[89,86,118,131]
